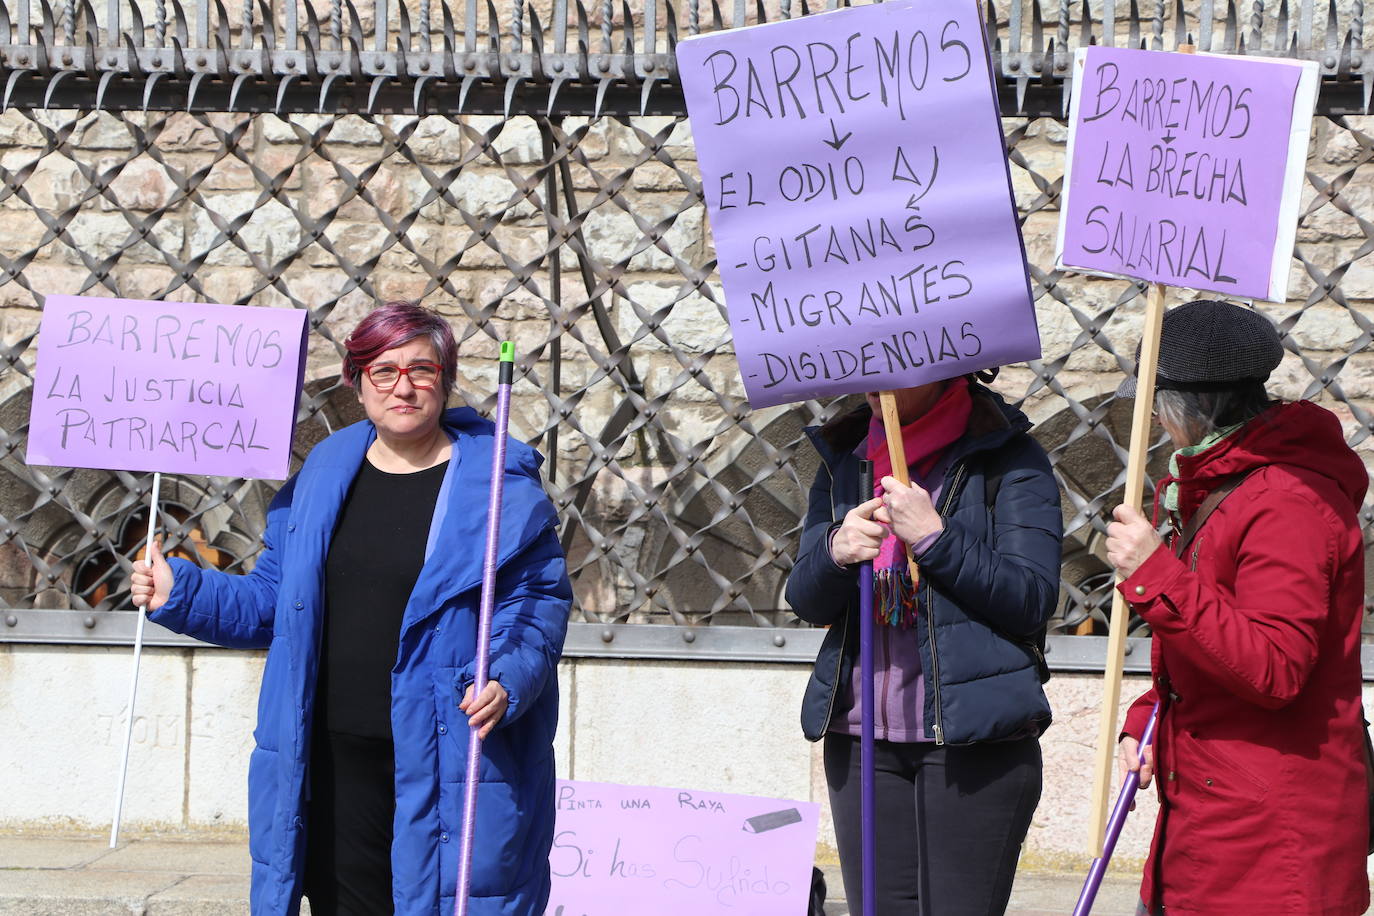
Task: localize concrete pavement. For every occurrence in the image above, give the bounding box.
[0,832,1155,915]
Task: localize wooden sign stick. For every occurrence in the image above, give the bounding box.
[1086,281,1167,853]
[878,391,922,587]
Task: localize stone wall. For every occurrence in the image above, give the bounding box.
[2,106,1373,624]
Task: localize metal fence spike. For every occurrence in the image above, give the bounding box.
[485,0,501,51]
[504,76,523,116]
[95,67,117,110]
[344,0,364,49]
[120,31,145,77]
[664,0,679,49]
[458,72,476,111]
[640,75,656,114]
[276,71,299,112]
[42,69,72,109]
[214,0,232,56]
[412,74,434,112]
[141,70,166,111]
[171,0,191,48]
[546,76,566,114]
[35,0,56,47]
[2,69,29,112]
[594,74,611,116]
[367,74,390,112]
[319,71,343,111]
[229,70,255,111]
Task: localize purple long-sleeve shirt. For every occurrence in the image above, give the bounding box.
[828,449,952,743]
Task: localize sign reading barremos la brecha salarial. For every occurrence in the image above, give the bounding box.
[678,0,1041,408]
[1056,47,1318,302]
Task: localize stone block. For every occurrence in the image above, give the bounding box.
[71,112,136,151]
[1028,673,1157,868]
[441,224,546,269]
[187,651,265,827]
[2,151,82,212]
[617,116,696,162]
[0,307,41,347]
[113,267,180,302]
[187,194,303,268]
[0,110,48,147]
[578,200,705,273]
[200,155,259,192]
[337,167,414,223]
[59,211,185,267]
[198,268,268,309]
[465,117,544,165]
[1297,181,1370,242]
[319,116,385,147]
[407,118,467,165]
[450,169,540,223]
[0,210,49,256]
[0,644,189,827]
[372,273,432,304]
[158,113,240,152]
[377,223,442,274]
[98,158,177,213]
[559,118,614,161]
[613,280,729,356]
[262,114,330,145]
[1258,302,1364,352]
[568,658,814,801]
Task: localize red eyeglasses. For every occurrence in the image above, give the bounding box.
[363,362,442,391]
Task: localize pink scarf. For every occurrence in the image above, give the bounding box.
[865,378,972,625]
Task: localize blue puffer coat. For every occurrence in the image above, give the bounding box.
[787,386,1061,745]
[150,407,572,916]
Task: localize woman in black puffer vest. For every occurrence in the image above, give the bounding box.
[788,377,1062,916]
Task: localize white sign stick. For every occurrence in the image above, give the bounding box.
[109,470,162,849]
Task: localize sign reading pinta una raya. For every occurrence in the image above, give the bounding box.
[546,780,820,916]
[28,295,309,479]
[1056,47,1318,302]
[677,0,1040,408]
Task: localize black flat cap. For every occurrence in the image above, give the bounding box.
[1118,299,1284,398]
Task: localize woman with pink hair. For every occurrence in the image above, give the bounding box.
[133,301,570,916]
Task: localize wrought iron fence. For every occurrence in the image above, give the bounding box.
[0,0,1372,664]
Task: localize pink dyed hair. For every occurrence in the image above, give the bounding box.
[341,301,459,396]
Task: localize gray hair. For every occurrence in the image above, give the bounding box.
[1154,382,1273,447]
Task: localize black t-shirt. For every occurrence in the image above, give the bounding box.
[318,457,449,740]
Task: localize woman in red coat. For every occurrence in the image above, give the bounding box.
[1106,299,1370,916]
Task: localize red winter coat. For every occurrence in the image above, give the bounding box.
[1119,400,1370,916]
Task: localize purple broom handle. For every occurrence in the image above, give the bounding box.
[454,341,516,916]
[857,460,876,916]
[1072,701,1161,916]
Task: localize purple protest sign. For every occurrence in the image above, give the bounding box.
[547,780,820,916]
[28,295,308,479]
[677,0,1040,408]
[1057,47,1318,302]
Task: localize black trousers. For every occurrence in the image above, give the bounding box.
[824,732,1042,916]
[303,730,397,916]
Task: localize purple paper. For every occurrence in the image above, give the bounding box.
[28,295,308,479]
[1058,47,1312,301]
[547,780,820,916]
[678,0,1041,408]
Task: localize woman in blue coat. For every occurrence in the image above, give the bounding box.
[131,302,571,916]
[788,375,1061,916]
